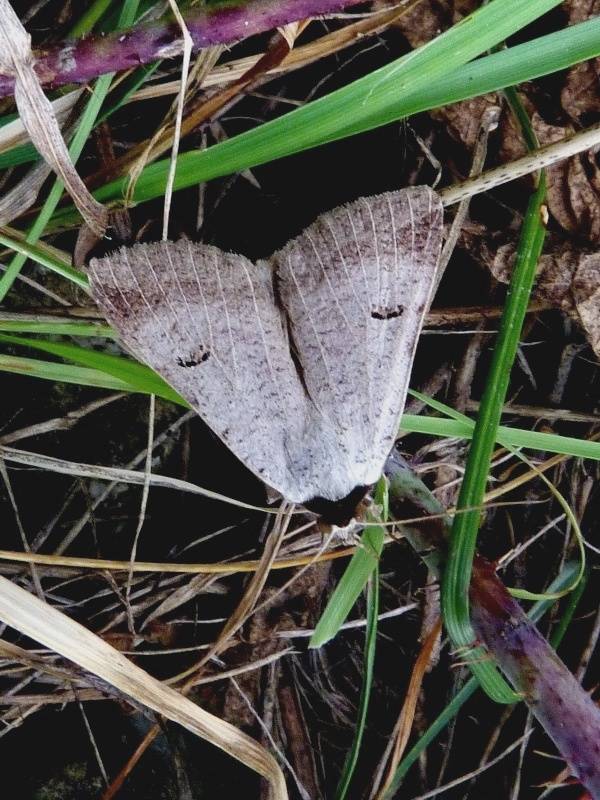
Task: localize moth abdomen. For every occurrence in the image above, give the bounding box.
[304,484,370,526]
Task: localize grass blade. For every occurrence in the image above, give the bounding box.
[0,332,184,403]
[335,571,379,800]
[309,480,387,648]
[0,318,114,337]
[0,230,88,289]
[0,352,135,391]
[401,412,600,462]
[441,173,548,679]
[48,0,585,226]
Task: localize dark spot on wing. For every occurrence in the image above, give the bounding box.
[371,304,404,320]
[176,346,210,368]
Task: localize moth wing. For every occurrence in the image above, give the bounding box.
[272,186,444,497]
[89,240,312,502]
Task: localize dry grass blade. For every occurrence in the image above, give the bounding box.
[373,618,442,800]
[0,161,52,226]
[0,442,274,513]
[0,574,288,797]
[162,0,193,240]
[0,89,79,153]
[172,502,292,684]
[0,543,356,574]
[0,0,107,235]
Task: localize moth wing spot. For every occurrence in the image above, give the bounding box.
[176,345,210,368]
[370,304,405,321]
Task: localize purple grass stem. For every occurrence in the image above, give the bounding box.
[471,556,600,796]
[385,450,600,797]
[0,0,366,99]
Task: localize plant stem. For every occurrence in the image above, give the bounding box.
[0,0,366,99]
[384,453,600,797]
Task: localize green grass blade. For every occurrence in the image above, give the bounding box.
[309,524,384,648]
[0,333,184,403]
[69,0,114,37]
[401,412,600,462]
[549,567,588,649]
[0,231,89,289]
[335,570,379,800]
[0,319,114,337]
[309,480,387,648]
[383,562,584,797]
[97,62,162,123]
[47,0,590,227]
[0,352,135,392]
[0,142,38,170]
[441,170,548,699]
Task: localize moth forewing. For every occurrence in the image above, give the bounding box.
[89,186,444,519]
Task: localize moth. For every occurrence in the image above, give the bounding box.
[89,186,443,523]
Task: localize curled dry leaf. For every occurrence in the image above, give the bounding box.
[461,222,600,359]
[534,114,600,243]
[0,0,107,236]
[561,0,600,123]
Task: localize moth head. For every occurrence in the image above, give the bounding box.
[304,484,370,526]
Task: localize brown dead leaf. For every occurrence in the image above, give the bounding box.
[0,0,107,236]
[0,160,52,226]
[383,0,450,48]
[572,252,600,355]
[561,1,600,122]
[566,0,600,24]
[534,115,600,242]
[461,222,600,359]
[433,96,501,150]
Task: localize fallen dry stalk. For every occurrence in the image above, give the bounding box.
[0,543,355,574]
[0,574,289,798]
[440,121,600,207]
